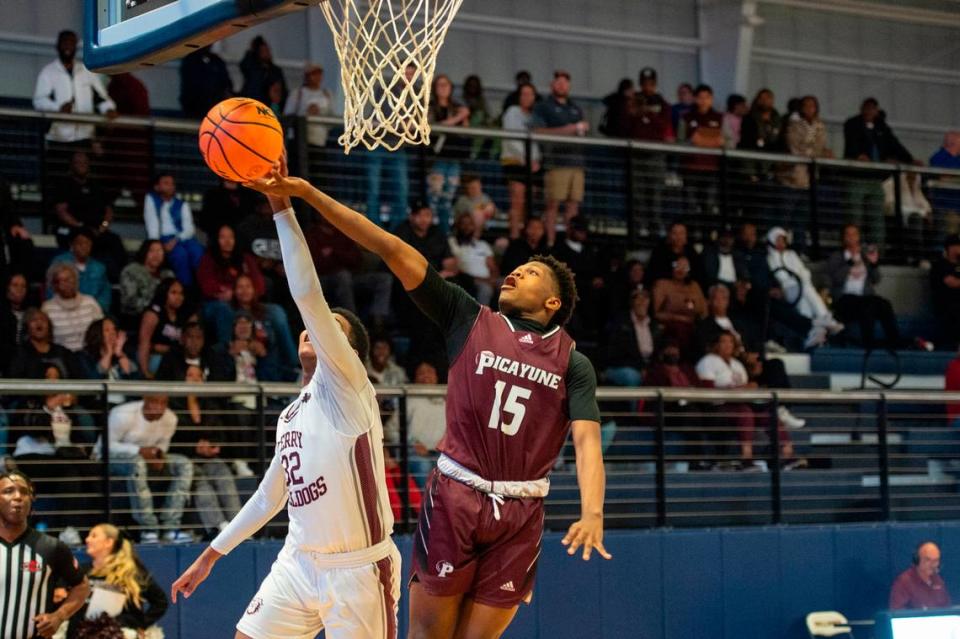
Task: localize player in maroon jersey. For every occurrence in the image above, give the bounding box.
[248,161,609,639]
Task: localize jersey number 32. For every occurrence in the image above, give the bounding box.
[487,381,532,436]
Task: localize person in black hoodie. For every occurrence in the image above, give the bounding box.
[239,36,287,108]
[599,78,634,138]
[70,524,167,638]
[7,308,82,380]
[843,98,915,248]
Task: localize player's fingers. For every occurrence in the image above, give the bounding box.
[582,544,592,561]
[561,523,581,546]
[593,540,613,560]
[566,531,585,555]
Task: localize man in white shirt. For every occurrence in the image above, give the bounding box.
[33,31,116,145]
[448,212,497,305]
[99,396,194,543]
[283,63,333,147]
[406,361,446,487]
[171,161,399,639]
[40,262,103,352]
[144,173,204,287]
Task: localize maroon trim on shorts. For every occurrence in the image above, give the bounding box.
[354,432,384,544]
[377,555,398,639]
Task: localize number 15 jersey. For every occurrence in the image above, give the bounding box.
[442,306,576,482]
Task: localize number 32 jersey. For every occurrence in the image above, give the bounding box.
[442,306,575,481]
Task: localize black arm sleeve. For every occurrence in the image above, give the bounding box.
[52,542,84,588]
[407,265,481,362]
[566,350,601,423]
[139,573,169,628]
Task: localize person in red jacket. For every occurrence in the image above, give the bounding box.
[197,224,266,301]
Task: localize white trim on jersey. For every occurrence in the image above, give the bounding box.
[498,313,561,340]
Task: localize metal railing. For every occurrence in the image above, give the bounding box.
[4,107,960,261]
[4,380,960,541]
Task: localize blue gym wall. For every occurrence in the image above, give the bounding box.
[137,521,960,639]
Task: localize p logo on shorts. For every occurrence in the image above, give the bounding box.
[436,561,454,578]
[246,597,264,615]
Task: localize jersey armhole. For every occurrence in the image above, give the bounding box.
[445,306,486,372]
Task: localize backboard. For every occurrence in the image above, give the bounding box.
[83,0,311,73]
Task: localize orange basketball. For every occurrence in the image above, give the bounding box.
[198,98,284,183]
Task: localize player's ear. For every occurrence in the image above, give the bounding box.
[544,295,561,313]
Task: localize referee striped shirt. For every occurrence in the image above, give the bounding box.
[0,528,83,639]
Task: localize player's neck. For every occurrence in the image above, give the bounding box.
[0,521,27,543]
[508,312,549,333]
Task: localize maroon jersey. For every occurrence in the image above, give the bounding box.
[440,306,575,481]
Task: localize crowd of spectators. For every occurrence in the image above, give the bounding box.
[11,29,960,537]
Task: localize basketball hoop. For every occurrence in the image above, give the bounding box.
[318,0,464,153]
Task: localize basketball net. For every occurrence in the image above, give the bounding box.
[319,0,464,153]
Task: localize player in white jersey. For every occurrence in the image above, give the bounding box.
[170,182,399,639]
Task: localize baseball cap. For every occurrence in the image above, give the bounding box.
[639,67,657,82]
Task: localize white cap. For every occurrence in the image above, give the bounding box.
[767,226,788,245]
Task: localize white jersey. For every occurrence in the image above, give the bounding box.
[212,209,394,556]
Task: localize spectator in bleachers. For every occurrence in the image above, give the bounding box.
[0,274,29,362]
[200,178,256,240]
[119,240,174,330]
[171,364,242,539]
[599,78,634,138]
[929,234,960,350]
[603,288,658,387]
[107,73,150,116]
[51,151,128,278]
[156,320,234,383]
[607,259,645,315]
[890,542,951,610]
[77,318,139,383]
[237,196,285,292]
[671,83,695,134]
[695,331,796,469]
[779,95,832,252]
[364,64,413,228]
[453,175,497,239]
[702,227,748,289]
[239,36,287,107]
[6,308,81,379]
[500,82,542,238]
[766,226,843,344]
[406,361,446,487]
[228,274,299,381]
[32,30,116,148]
[0,175,35,281]
[137,278,195,378]
[931,131,960,170]
[179,46,234,119]
[827,224,900,350]
[533,70,590,245]
[304,215,392,330]
[265,78,285,118]
[738,89,783,153]
[144,173,204,287]
[197,224,266,303]
[49,228,111,312]
[462,74,493,158]
[643,340,699,389]
[501,217,547,277]
[501,70,536,113]
[367,336,408,385]
[722,94,748,148]
[653,255,707,360]
[552,215,605,336]
[71,524,169,637]
[644,221,706,289]
[392,201,458,281]
[99,396,193,543]
[42,262,103,352]
[679,84,726,218]
[284,63,333,147]
[843,98,915,248]
[428,74,471,232]
[623,68,674,235]
[448,212,497,306]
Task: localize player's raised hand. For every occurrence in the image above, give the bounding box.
[245,153,304,199]
[561,514,612,561]
[171,547,222,603]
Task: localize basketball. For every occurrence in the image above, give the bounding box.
[198,97,284,183]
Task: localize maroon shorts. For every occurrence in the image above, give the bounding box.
[410,470,545,608]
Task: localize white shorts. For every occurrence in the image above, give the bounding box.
[237,542,401,639]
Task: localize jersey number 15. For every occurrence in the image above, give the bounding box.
[487,381,532,436]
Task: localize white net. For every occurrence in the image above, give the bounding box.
[319,0,465,153]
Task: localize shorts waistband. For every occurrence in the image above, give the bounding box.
[437,454,550,499]
[290,537,395,569]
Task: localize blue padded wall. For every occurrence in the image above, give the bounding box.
[126,522,960,639]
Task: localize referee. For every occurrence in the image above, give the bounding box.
[0,471,88,638]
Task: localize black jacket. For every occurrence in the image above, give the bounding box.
[643,243,706,290]
[69,563,168,633]
[843,113,913,164]
[701,245,749,287]
[603,311,660,369]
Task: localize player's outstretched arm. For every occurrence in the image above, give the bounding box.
[247,166,429,291]
[562,419,612,562]
[171,453,288,603]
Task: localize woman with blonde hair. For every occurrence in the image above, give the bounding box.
[68,524,168,639]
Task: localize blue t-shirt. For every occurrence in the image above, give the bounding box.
[930,148,960,170]
[531,95,585,168]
